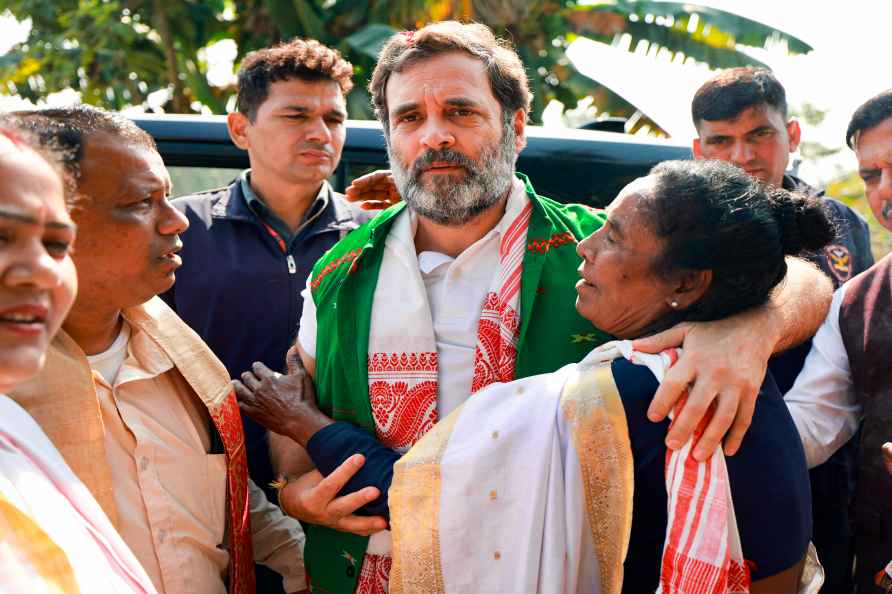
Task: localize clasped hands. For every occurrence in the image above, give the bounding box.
[233,347,387,536]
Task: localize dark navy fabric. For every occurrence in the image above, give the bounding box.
[615,357,812,593]
[161,180,368,502]
[306,422,398,521]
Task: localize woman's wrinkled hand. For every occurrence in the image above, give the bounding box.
[233,348,332,447]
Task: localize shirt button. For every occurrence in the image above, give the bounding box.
[494,551,501,560]
[491,431,499,440]
[489,490,498,501]
[139,457,150,471]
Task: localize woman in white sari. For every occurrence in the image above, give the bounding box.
[243,160,830,594]
[0,121,156,594]
[385,160,831,594]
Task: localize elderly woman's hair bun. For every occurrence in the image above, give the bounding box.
[641,159,834,322]
[768,187,836,256]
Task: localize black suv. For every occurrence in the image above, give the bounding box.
[132,114,690,207]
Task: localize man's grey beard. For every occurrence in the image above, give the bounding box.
[387,121,517,226]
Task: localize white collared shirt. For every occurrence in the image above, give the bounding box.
[784,283,862,468]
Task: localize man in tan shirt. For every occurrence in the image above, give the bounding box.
[9,106,307,594]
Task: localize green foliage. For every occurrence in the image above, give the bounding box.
[0,0,812,126]
[827,171,892,259]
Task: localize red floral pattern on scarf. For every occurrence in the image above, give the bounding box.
[471,292,521,393]
[367,353,438,450]
[356,553,392,594]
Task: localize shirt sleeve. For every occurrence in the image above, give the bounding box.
[784,283,862,468]
[297,273,317,359]
[305,422,400,521]
[247,478,307,593]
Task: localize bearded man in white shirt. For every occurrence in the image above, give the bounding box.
[785,89,892,594]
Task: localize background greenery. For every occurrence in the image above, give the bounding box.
[0,0,813,126]
[2,0,887,256]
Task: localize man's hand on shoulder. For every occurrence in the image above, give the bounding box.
[632,257,832,461]
[344,170,401,210]
[632,314,771,461]
[280,454,388,536]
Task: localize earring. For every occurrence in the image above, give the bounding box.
[670,300,679,309]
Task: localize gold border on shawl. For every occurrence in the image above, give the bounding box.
[560,363,634,594]
[389,406,465,594]
[0,494,81,594]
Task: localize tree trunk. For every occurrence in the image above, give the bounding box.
[153,0,189,112]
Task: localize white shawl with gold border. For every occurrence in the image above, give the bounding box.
[388,353,634,594]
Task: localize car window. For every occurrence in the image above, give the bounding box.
[168,166,241,198]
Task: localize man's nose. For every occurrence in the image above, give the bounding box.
[878,168,892,200]
[304,116,333,145]
[730,141,755,165]
[158,199,189,235]
[419,115,455,151]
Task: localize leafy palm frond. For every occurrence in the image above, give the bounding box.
[0,0,812,122]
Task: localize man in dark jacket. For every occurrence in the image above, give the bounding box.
[160,38,371,592]
[691,67,875,594]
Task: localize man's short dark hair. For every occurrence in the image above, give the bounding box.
[369,21,532,135]
[845,89,892,149]
[12,104,156,180]
[236,38,353,121]
[691,67,788,129]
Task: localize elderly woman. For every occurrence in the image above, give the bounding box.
[241,160,832,594]
[0,122,156,594]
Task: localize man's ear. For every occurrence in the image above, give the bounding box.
[692,138,704,160]
[227,112,252,151]
[512,108,527,152]
[786,119,802,154]
[669,269,713,310]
